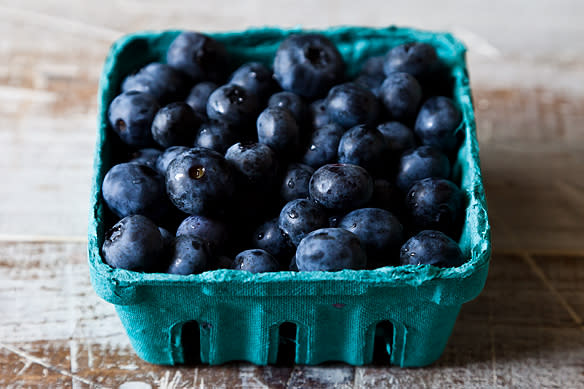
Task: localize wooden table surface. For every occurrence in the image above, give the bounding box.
[1,1,583,388]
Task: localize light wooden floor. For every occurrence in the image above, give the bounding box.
[1,1,583,388]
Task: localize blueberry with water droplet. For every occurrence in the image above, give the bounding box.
[279,198,328,246]
[400,230,465,268]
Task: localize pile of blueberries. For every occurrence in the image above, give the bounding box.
[101,31,467,275]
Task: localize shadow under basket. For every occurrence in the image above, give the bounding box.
[88,26,491,367]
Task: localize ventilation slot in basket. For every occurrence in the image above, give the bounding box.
[372,320,394,364]
[180,320,201,364]
[276,322,297,365]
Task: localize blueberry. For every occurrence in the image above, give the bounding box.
[176,215,229,250]
[166,31,229,83]
[383,42,439,81]
[102,162,168,221]
[279,199,328,246]
[337,125,388,174]
[396,146,451,192]
[309,99,332,128]
[360,55,385,76]
[194,121,237,154]
[129,148,162,169]
[353,74,385,97]
[108,91,159,147]
[414,96,462,154]
[252,218,294,261]
[225,142,278,185]
[102,215,164,272]
[186,81,218,121]
[280,163,314,202]
[167,235,211,275]
[368,179,403,216]
[309,164,374,212]
[301,123,344,168]
[151,102,199,148]
[155,146,189,175]
[206,84,260,125]
[338,208,403,261]
[379,72,422,122]
[232,249,280,273]
[273,34,344,98]
[166,147,236,216]
[325,83,379,129]
[122,63,189,104]
[296,228,367,271]
[376,121,416,155]
[229,62,276,101]
[268,91,308,124]
[405,177,464,237]
[257,107,300,156]
[400,230,465,268]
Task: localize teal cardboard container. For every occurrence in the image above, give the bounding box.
[88,27,491,367]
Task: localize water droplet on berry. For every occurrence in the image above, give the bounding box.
[116,119,127,132]
[410,252,416,257]
[287,180,295,189]
[188,166,206,180]
[310,144,317,150]
[257,233,264,240]
[288,210,298,219]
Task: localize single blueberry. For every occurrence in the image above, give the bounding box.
[257,107,300,156]
[280,163,315,202]
[206,84,260,126]
[376,121,416,156]
[166,31,229,82]
[400,230,465,268]
[338,208,403,260]
[278,198,328,246]
[122,63,189,104]
[102,162,168,221]
[167,235,211,275]
[296,228,367,271]
[309,164,374,212]
[108,91,159,147]
[273,34,344,98]
[252,218,294,261]
[301,123,344,168]
[325,83,379,129]
[337,125,388,174]
[414,96,462,155]
[186,81,218,121]
[194,121,237,154]
[309,99,332,129]
[379,72,422,122]
[151,102,199,148]
[232,249,280,273]
[166,147,236,216]
[102,215,164,272]
[405,177,464,237]
[176,215,229,251]
[360,55,385,76]
[155,146,189,175]
[383,42,439,81]
[225,142,278,185]
[268,91,308,124]
[229,62,277,101]
[396,146,451,192]
[129,148,162,169]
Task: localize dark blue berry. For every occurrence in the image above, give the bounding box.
[268,91,308,124]
[396,146,451,192]
[296,228,367,271]
[280,163,314,202]
[273,34,344,98]
[225,142,278,185]
[257,107,300,156]
[301,123,344,168]
[166,31,229,83]
[405,177,464,237]
[309,99,332,128]
[102,215,164,272]
[195,121,237,154]
[186,81,218,121]
[400,230,465,268]
[167,235,211,275]
[151,102,199,148]
[414,96,462,154]
[155,146,189,175]
[383,42,439,81]
[122,63,189,104]
[108,91,159,147]
[309,164,374,212]
[176,215,229,250]
[252,218,294,261]
[229,62,276,101]
[206,84,260,125]
[376,121,416,155]
[325,83,379,129]
[129,148,161,169]
[166,147,236,216]
[279,198,328,246]
[338,208,403,260]
[102,162,168,221]
[232,249,280,273]
[360,55,385,76]
[337,125,388,173]
[379,72,422,122]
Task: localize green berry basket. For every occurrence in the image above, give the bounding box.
[88,26,491,367]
